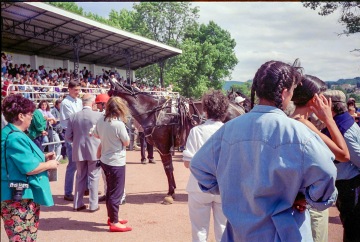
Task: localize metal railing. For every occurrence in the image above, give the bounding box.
[4,84,180,102]
[3,84,109,103]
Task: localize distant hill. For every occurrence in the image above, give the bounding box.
[224,77,359,91]
[326,77,360,86]
[223,80,251,91]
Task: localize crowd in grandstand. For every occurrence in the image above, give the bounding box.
[1,52,174,102]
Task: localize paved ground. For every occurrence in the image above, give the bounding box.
[1,150,343,242]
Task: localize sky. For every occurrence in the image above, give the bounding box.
[77,2,359,82]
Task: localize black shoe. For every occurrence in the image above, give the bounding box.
[141,158,147,164]
[64,194,74,201]
[74,205,87,211]
[148,158,156,164]
[98,195,106,202]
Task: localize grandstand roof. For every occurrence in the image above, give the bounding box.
[1,2,182,70]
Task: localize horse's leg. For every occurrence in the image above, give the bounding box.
[159,152,177,204]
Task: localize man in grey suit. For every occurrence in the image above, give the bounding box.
[65,94,103,212]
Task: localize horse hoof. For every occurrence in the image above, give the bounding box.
[162,196,174,205]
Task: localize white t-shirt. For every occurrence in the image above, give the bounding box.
[93,117,129,166]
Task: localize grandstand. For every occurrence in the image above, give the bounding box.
[1,2,182,103]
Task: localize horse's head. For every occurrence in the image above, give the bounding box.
[226,89,251,113]
[108,78,139,98]
[227,88,237,101]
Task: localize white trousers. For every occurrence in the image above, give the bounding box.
[310,207,329,242]
[188,191,226,242]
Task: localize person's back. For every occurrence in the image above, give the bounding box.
[67,107,102,162]
[212,106,335,241]
[190,60,338,242]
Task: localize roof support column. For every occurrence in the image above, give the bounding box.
[73,46,80,78]
[158,59,166,88]
[124,49,131,84]
[30,55,38,71]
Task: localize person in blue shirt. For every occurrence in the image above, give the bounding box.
[322,90,360,242]
[1,94,58,241]
[190,60,338,242]
[60,80,83,202]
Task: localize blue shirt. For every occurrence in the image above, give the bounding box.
[190,105,338,242]
[322,112,360,180]
[60,95,82,129]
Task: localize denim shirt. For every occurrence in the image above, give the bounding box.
[335,124,360,180]
[190,105,338,242]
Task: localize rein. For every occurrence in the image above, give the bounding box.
[110,81,202,152]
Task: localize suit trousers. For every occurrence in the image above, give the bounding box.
[188,191,227,242]
[100,162,125,223]
[64,141,77,196]
[139,132,154,160]
[74,160,101,210]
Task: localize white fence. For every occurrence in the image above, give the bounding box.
[3,84,108,103]
[4,84,180,104]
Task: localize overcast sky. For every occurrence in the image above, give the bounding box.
[77,2,359,82]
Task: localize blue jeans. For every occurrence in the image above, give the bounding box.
[64,141,77,196]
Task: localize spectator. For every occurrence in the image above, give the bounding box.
[190,60,338,241]
[323,90,360,242]
[92,96,132,232]
[1,94,58,241]
[291,74,350,242]
[1,53,7,74]
[38,100,61,156]
[134,119,154,164]
[60,80,83,201]
[27,109,48,151]
[65,94,102,212]
[183,89,228,242]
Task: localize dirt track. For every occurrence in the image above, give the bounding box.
[1,150,343,242]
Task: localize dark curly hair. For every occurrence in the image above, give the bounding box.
[2,94,36,123]
[202,89,229,121]
[251,60,303,110]
[292,75,327,107]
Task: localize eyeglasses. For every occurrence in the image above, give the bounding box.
[22,112,34,118]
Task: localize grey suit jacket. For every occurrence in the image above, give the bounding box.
[65,107,103,161]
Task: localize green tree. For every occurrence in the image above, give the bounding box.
[167,22,238,98]
[303,2,360,37]
[130,2,200,87]
[108,8,147,36]
[230,82,252,97]
[349,93,360,102]
[48,2,84,15]
[132,2,199,46]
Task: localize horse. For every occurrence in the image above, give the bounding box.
[108,79,244,204]
[191,99,245,122]
[227,88,252,113]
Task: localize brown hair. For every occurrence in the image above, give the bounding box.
[38,100,51,111]
[202,89,229,121]
[104,96,129,122]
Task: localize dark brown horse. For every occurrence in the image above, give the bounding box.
[227,88,252,113]
[108,79,243,204]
